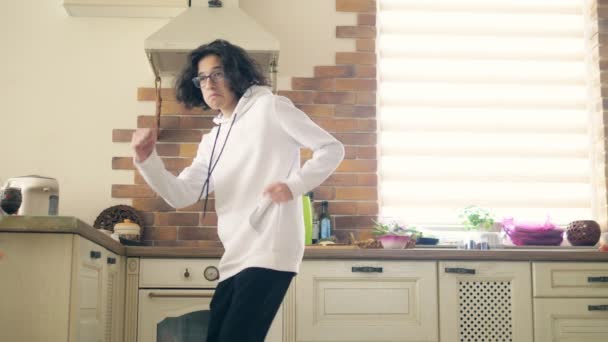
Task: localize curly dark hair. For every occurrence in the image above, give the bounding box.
[175,39,269,109]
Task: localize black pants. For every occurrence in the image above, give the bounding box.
[206,267,295,342]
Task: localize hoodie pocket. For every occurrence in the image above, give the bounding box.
[249,194,274,232]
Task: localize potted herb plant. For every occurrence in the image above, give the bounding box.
[459,206,499,249]
[372,218,420,249]
[460,205,495,231]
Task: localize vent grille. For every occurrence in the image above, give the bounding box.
[458,281,513,342]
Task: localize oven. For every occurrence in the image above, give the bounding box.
[138,259,218,342]
[137,258,282,342]
[139,288,217,342]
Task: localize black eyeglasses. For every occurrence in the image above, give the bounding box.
[192,71,225,88]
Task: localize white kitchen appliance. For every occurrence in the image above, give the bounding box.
[1,175,59,215]
[137,259,283,342]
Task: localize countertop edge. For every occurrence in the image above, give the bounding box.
[301,248,608,261]
[123,246,608,261]
[2,217,608,261]
[0,216,125,255]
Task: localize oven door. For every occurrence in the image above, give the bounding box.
[138,289,214,342]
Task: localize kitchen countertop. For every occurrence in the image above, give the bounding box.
[2,216,608,261]
[126,245,608,261]
[0,215,125,255]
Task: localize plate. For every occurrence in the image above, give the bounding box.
[417,237,440,245]
[119,237,145,246]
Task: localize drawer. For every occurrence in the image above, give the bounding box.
[139,258,219,288]
[534,298,608,342]
[533,262,608,297]
[295,260,438,341]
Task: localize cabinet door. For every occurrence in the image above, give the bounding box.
[71,236,105,342]
[439,261,532,342]
[535,298,608,342]
[0,233,72,341]
[103,250,124,342]
[296,260,438,342]
[265,304,283,342]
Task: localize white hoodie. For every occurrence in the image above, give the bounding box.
[135,85,345,281]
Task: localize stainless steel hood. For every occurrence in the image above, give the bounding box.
[144,0,279,78]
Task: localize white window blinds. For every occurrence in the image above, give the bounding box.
[378,0,593,227]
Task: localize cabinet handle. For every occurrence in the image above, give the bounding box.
[352,266,383,273]
[89,251,101,259]
[184,268,190,278]
[588,276,608,283]
[107,257,116,265]
[445,267,476,275]
[588,305,608,311]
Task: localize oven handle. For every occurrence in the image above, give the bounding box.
[148,292,214,299]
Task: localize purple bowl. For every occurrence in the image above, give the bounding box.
[377,235,413,249]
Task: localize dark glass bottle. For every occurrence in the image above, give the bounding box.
[319,201,332,240]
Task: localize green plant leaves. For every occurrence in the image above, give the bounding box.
[459,205,495,231]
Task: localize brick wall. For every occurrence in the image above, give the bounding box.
[111,0,379,246]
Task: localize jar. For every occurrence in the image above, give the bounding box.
[113,219,141,241]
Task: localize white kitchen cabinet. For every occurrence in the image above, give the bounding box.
[63,0,187,18]
[295,260,438,342]
[72,236,105,341]
[70,237,124,342]
[439,261,533,342]
[71,235,126,342]
[0,233,73,341]
[71,236,125,342]
[0,233,125,342]
[533,262,608,342]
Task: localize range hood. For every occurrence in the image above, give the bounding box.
[144,0,279,79]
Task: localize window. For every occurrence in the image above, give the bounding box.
[377,0,594,228]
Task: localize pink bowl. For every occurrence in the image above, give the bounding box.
[377,235,412,249]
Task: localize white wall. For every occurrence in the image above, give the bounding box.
[0,0,355,225]
[241,0,355,88]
